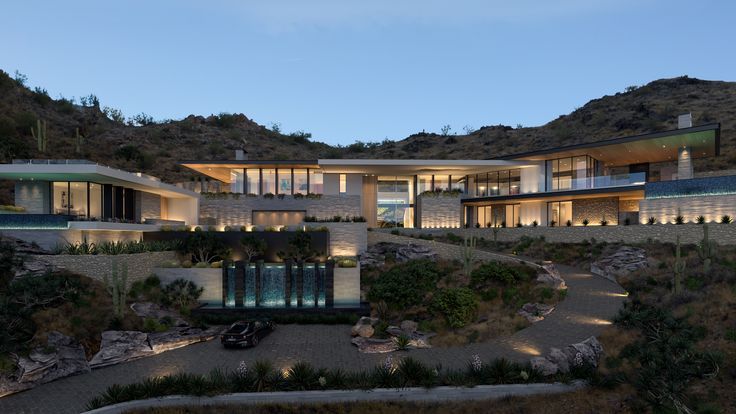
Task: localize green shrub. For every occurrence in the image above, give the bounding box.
[471,262,523,287]
[142,317,170,333]
[479,288,498,301]
[367,259,441,308]
[162,279,203,310]
[430,287,478,328]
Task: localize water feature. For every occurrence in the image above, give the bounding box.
[222,262,328,309]
[260,264,286,307]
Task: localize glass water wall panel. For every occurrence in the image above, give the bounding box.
[230,169,244,193]
[293,169,308,194]
[377,176,414,228]
[262,169,276,195]
[89,183,102,219]
[260,264,286,307]
[309,170,323,194]
[246,169,260,195]
[277,169,292,194]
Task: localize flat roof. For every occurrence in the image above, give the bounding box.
[180,159,537,182]
[500,123,720,165]
[0,161,198,199]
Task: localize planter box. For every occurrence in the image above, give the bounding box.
[334,267,360,308]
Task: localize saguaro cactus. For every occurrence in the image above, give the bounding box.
[105,259,129,319]
[697,223,716,274]
[74,127,84,154]
[673,235,685,294]
[462,235,476,277]
[31,119,48,152]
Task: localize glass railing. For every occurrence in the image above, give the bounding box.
[554,172,647,192]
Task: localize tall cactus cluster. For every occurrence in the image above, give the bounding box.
[462,235,476,277]
[673,234,685,294]
[105,260,129,319]
[31,119,48,152]
[697,223,716,274]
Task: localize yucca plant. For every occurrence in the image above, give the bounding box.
[488,358,518,384]
[251,360,274,392]
[721,215,732,224]
[696,215,706,224]
[285,361,317,390]
[395,334,411,351]
[647,216,657,225]
[396,357,433,388]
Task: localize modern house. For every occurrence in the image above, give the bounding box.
[181,121,727,231]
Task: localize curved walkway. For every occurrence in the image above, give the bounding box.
[0,238,626,414]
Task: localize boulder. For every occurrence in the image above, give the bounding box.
[591,246,648,283]
[130,302,189,327]
[148,326,222,353]
[89,331,154,368]
[536,262,566,290]
[517,303,555,323]
[395,244,437,262]
[360,242,438,267]
[529,336,605,376]
[351,337,398,353]
[399,320,418,334]
[350,316,378,337]
[1,332,89,397]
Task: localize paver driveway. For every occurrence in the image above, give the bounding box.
[0,264,625,414]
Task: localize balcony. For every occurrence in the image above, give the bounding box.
[550,172,647,192]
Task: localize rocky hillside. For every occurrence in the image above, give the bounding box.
[0,70,734,204]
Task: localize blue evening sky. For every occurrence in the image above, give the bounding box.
[1,1,734,145]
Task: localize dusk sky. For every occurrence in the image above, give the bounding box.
[2,0,734,145]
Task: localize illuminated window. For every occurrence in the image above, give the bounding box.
[339,174,347,194]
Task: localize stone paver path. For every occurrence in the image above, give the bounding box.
[0,237,626,414]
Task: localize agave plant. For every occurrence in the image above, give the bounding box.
[285,361,317,390]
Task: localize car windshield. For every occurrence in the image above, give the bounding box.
[231,323,250,332]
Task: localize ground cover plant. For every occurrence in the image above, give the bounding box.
[87,355,605,410]
[362,254,563,346]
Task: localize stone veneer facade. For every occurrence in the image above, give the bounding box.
[319,222,368,257]
[137,191,161,221]
[418,195,462,228]
[1,229,144,251]
[32,251,177,284]
[572,197,619,226]
[639,194,736,225]
[199,195,362,227]
[14,182,49,214]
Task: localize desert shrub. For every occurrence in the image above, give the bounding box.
[471,262,523,287]
[367,259,441,308]
[128,275,164,303]
[180,231,230,264]
[430,287,478,328]
[161,279,203,310]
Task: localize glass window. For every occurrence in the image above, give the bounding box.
[309,170,323,194]
[377,176,414,228]
[547,201,572,226]
[509,170,520,195]
[339,174,347,194]
[476,173,488,197]
[450,175,466,193]
[89,183,102,219]
[246,169,260,195]
[293,169,308,195]
[433,175,449,191]
[505,204,520,227]
[573,156,588,189]
[498,170,510,196]
[277,169,292,195]
[261,169,276,195]
[69,182,87,218]
[230,169,244,193]
[418,175,433,194]
[52,182,69,215]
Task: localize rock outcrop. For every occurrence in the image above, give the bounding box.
[536,262,566,290]
[591,246,648,283]
[359,242,437,268]
[131,302,188,327]
[0,332,90,397]
[530,336,604,376]
[350,316,379,338]
[517,303,555,323]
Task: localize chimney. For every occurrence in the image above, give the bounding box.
[677,113,692,129]
[235,149,246,160]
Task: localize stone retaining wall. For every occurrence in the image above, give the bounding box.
[32,251,177,284]
[334,267,360,307]
[320,222,367,256]
[375,223,736,245]
[2,230,144,251]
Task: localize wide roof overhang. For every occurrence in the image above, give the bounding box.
[0,163,197,199]
[501,123,720,166]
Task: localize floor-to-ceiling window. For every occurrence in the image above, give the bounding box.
[547,201,572,226]
[230,169,244,193]
[53,181,101,219]
[418,175,432,194]
[261,169,276,195]
[433,175,449,191]
[277,169,292,194]
[473,169,521,197]
[309,170,323,194]
[246,169,260,195]
[546,156,595,191]
[89,183,102,219]
[293,169,308,194]
[450,176,466,193]
[377,176,414,228]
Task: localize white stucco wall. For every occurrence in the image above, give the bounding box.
[520,201,548,226]
[520,164,545,194]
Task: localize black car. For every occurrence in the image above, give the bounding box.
[220,320,274,348]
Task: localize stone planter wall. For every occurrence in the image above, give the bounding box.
[153,267,222,305]
[2,229,144,251]
[334,267,360,308]
[375,223,736,245]
[31,251,177,284]
[418,195,462,229]
[318,222,368,256]
[200,195,362,227]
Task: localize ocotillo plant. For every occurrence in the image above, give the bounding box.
[673,235,685,295]
[74,127,84,154]
[105,259,129,319]
[31,119,48,152]
[697,223,716,274]
[462,235,476,277]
